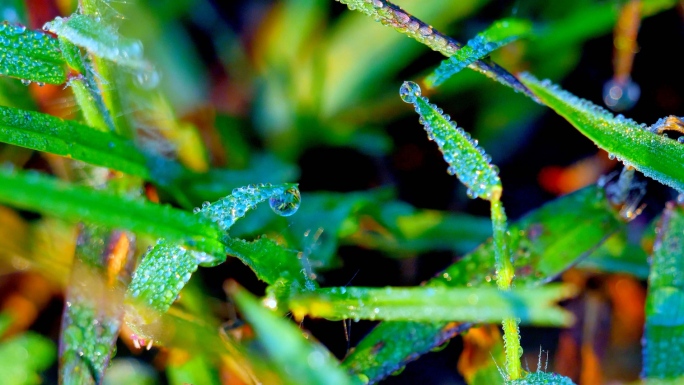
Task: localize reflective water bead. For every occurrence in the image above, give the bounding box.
[399,81,421,103]
[269,186,301,216]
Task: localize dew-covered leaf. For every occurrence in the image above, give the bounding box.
[519,73,684,192]
[0,22,66,84]
[507,372,575,385]
[0,106,152,179]
[290,285,574,325]
[342,185,623,383]
[230,284,354,385]
[43,15,150,72]
[425,18,532,88]
[400,81,501,200]
[334,0,533,98]
[643,202,684,380]
[124,183,310,341]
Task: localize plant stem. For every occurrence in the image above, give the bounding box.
[490,193,522,380]
[70,77,108,132]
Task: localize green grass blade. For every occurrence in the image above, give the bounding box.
[400,81,501,200]
[60,226,136,385]
[0,22,66,84]
[519,73,684,192]
[425,18,532,88]
[0,106,151,179]
[289,285,574,325]
[43,15,150,73]
[643,202,684,380]
[333,0,535,99]
[124,183,308,343]
[0,168,224,252]
[230,284,353,385]
[508,372,575,385]
[342,185,623,383]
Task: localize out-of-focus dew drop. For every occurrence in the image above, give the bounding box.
[603,77,640,112]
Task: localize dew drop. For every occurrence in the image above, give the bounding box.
[399,81,421,103]
[268,186,301,216]
[20,79,31,86]
[603,77,640,112]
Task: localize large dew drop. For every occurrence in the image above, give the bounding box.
[268,186,301,216]
[603,77,640,112]
[399,81,421,103]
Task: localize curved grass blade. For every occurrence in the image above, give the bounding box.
[400,81,501,200]
[334,0,535,99]
[642,202,684,381]
[0,22,66,84]
[43,15,150,72]
[0,106,151,179]
[124,183,308,343]
[342,185,623,383]
[289,285,574,325]
[60,226,136,385]
[519,73,684,192]
[425,18,532,88]
[0,168,224,253]
[229,283,353,385]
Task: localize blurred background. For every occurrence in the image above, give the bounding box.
[1,0,684,383]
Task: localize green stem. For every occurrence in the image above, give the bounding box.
[490,195,522,380]
[70,77,108,132]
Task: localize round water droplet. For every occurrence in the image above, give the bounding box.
[20,79,31,86]
[602,77,640,112]
[678,137,684,144]
[269,186,301,216]
[135,68,160,90]
[399,81,421,103]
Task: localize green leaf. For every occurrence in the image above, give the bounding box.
[290,285,574,325]
[333,0,534,98]
[124,183,310,342]
[166,354,220,385]
[0,106,152,179]
[231,284,354,385]
[43,15,150,72]
[643,202,684,380]
[0,168,224,253]
[400,81,501,200]
[578,228,649,278]
[507,372,575,385]
[0,22,66,84]
[0,330,56,385]
[342,185,623,382]
[426,18,532,88]
[519,73,684,192]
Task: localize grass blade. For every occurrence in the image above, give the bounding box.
[333,0,535,99]
[290,285,575,325]
[0,22,66,84]
[230,283,353,385]
[342,185,623,383]
[425,18,532,88]
[0,168,223,252]
[643,202,684,381]
[0,106,152,179]
[60,226,136,385]
[519,73,684,192]
[400,81,501,200]
[43,15,150,73]
[124,183,309,344]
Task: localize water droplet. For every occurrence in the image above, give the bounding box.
[603,77,640,112]
[399,81,421,103]
[135,68,160,90]
[20,79,31,86]
[268,186,301,216]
